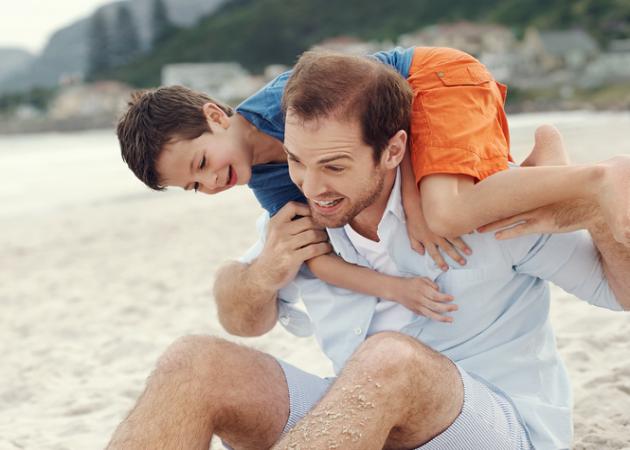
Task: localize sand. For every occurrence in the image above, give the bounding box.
[0,111,629,449]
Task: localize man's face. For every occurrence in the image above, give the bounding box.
[284,111,387,228]
[156,106,251,195]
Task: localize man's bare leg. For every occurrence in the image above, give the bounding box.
[521,124,570,167]
[107,335,290,450]
[273,332,463,450]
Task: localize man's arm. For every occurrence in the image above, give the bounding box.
[213,202,331,337]
[487,199,630,310]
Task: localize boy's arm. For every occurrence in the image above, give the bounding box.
[214,202,331,336]
[421,156,630,242]
[306,254,457,322]
[400,151,471,271]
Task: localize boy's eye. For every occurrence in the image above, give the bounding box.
[193,182,200,192]
[199,156,206,170]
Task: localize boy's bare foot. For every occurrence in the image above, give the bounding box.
[520,124,570,167]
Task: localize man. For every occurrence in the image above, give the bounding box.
[107,52,630,450]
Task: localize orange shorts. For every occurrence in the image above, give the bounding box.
[407,47,512,186]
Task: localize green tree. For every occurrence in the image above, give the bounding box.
[151,0,177,46]
[87,10,111,79]
[111,4,142,67]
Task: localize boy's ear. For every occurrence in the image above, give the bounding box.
[380,130,407,169]
[202,102,230,130]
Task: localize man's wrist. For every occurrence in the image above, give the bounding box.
[248,257,283,294]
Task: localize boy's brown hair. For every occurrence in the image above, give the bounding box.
[282,50,413,162]
[117,85,234,190]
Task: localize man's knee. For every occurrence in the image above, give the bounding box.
[353,332,443,381]
[152,335,232,382]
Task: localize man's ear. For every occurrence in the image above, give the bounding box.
[380,130,407,169]
[202,102,230,130]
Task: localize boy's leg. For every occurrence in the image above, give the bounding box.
[106,335,290,450]
[521,124,570,167]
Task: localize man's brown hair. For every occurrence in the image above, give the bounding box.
[282,50,413,161]
[117,85,234,190]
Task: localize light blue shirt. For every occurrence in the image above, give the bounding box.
[239,171,623,450]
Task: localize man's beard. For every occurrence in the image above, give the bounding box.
[309,167,386,228]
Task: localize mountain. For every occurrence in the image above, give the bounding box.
[0,48,34,83]
[0,0,230,94]
[104,0,630,87]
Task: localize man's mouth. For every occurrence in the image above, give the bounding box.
[311,197,343,214]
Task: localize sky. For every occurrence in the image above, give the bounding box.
[1,0,114,54]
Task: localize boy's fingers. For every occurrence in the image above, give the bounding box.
[420,277,439,290]
[410,239,425,255]
[429,290,455,302]
[450,237,472,256]
[427,244,449,271]
[438,239,466,266]
[418,306,453,323]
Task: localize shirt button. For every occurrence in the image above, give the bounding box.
[280,316,290,326]
[437,71,445,77]
[354,327,362,335]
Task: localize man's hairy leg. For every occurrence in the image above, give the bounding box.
[107,335,289,450]
[273,332,463,450]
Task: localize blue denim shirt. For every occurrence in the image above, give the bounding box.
[239,170,623,450]
[236,47,415,216]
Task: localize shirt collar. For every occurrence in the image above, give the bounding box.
[382,167,405,224]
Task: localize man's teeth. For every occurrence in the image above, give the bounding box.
[314,199,341,207]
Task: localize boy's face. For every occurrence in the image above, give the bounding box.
[156,106,251,195]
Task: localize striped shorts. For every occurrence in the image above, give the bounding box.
[274,360,533,450]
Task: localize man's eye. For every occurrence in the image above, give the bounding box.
[199,156,206,170]
[288,157,303,165]
[327,166,344,172]
[193,182,200,192]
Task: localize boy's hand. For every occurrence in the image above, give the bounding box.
[385,276,457,323]
[405,207,471,271]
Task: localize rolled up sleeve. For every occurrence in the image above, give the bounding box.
[503,230,623,311]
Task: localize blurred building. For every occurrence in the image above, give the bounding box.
[161,63,264,103]
[48,81,133,120]
[522,28,599,72]
[398,22,516,57]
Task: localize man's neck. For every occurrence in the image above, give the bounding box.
[234,113,286,166]
[349,169,397,241]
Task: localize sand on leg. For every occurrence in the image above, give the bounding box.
[273,332,464,450]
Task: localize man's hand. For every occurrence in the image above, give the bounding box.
[254,201,332,290]
[479,199,599,240]
[595,155,630,246]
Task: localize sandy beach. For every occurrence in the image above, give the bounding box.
[1,111,629,449]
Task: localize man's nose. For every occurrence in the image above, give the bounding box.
[301,169,327,199]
